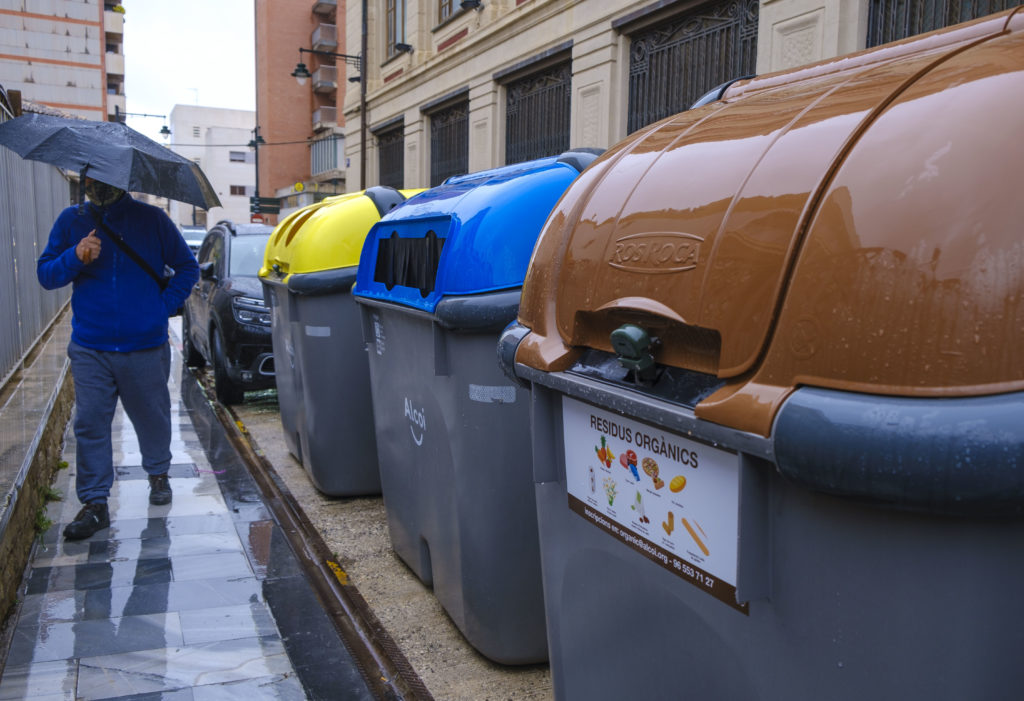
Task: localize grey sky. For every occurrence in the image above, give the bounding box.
[121,0,255,142]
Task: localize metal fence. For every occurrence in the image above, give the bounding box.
[505,60,571,165]
[0,116,72,387]
[867,0,1016,46]
[377,123,405,189]
[626,0,759,134]
[429,99,469,186]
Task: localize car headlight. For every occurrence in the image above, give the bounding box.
[232,296,272,326]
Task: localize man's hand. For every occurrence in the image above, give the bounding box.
[76,230,101,264]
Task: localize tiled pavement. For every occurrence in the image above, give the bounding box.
[0,347,374,700]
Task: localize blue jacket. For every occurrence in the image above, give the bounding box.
[37,195,200,352]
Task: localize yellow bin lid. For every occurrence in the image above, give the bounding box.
[260,187,423,283]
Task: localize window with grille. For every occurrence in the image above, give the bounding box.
[429,99,469,186]
[230,185,246,196]
[385,0,406,57]
[626,0,759,134]
[377,123,405,189]
[867,0,1015,46]
[192,126,200,138]
[504,60,571,165]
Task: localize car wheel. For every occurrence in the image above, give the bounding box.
[212,326,245,405]
[182,313,205,368]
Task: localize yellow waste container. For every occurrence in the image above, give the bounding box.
[260,187,422,495]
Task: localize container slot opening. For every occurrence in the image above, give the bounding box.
[373,229,447,297]
[569,348,725,409]
[572,309,722,377]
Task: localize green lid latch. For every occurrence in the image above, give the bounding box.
[610,324,658,381]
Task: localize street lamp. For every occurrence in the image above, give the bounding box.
[291,45,367,189]
[247,126,266,218]
[114,105,171,138]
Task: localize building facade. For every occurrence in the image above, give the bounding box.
[255,0,349,224]
[167,105,255,230]
[0,0,125,121]
[341,0,1017,191]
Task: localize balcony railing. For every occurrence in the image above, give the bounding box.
[105,52,124,76]
[312,23,337,51]
[311,134,344,176]
[104,8,124,35]
[312,65,337,93]
[312,0,337,15]
[313,106,338,130]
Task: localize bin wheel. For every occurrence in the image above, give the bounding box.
[212,327,244,405]
[182,313,205,368]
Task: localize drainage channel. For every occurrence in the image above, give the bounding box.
[192,371,433,701]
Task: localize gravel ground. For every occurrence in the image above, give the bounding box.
[230,388,553,701]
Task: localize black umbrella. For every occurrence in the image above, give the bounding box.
[0,112,221,209]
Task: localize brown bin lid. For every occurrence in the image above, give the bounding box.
[517,8,1024,435]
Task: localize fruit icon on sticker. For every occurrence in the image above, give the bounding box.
[595,436,615,468]
[642,457,665,490]
[620,450,640,482]
[662,510,675,535]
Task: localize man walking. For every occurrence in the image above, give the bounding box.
[37,177,199,540]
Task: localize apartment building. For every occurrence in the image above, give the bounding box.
[255,0,349,223]
[0,0,126,121]
[340,0,1016,191]
[166,105,256,229]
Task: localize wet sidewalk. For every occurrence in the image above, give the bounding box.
[0,346,374,700]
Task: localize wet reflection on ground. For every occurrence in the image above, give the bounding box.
[0,346,372,700]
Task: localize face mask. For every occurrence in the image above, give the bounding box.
[85,180,125,207]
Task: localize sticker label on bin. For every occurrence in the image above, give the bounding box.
[562,397,746,614]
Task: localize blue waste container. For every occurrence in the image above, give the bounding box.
[352,150,601,665]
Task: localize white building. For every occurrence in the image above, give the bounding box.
[167,104,255,229]
[0,0,125,122]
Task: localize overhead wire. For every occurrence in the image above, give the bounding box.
[164,137,337,148]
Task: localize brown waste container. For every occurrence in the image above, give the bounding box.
[499,8,1024,700]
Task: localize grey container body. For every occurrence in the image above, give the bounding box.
[264,273,381,496]
[520,369,1024,701]
[357,297,547,665]
[263,280,303,463]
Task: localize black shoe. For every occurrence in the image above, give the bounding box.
[63,502,110,540]
[148,473,172,505]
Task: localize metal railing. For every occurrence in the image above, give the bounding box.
[867,0,1015,46]
[626,0,759,134]
[377,124,405,189]
[429,100,469,186]
[0,111,72,387]
[505,61,571,165]
[311,133,344,176]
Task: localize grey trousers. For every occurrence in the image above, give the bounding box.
[67,340,172,505]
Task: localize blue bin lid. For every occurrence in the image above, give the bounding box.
[353,151,598,312]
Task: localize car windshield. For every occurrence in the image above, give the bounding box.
[229,234,271,277]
